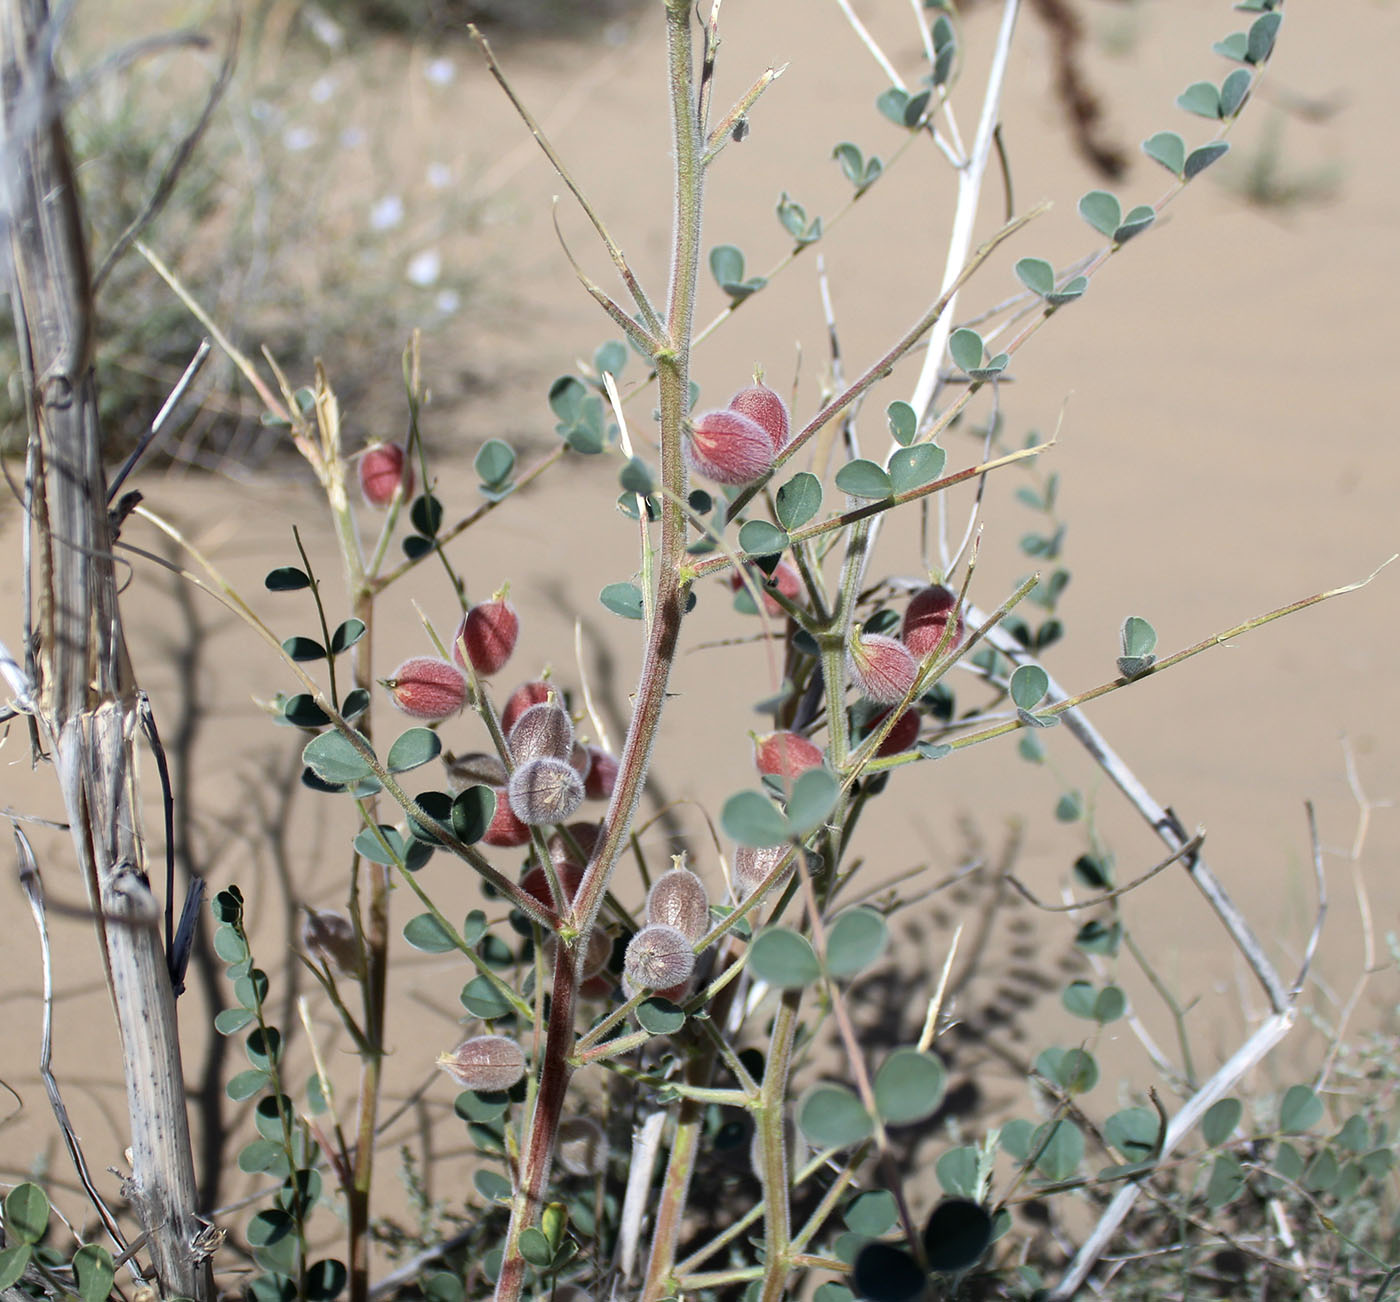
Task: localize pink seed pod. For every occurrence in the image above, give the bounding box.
[549,821,603,867]
[684,409,776,487]
[453,595,519,677]
[729,560,802,617]
[869,707,921,757]
[556,1116,609,1177]
[301,908,359,977]
[482,789,532,847]
[582,746,618,800]
[902,584,964,659]
[382,657,468,720]
[728,380,790,452]
[646,868,710,942]
[733,844,793,899]
[848,633,918,705]
[508,756,585,826]
[568,741,592,783]
[437,1034,526,1092]
[358,442,413,508]
[753,731,824,781]
[545,925,612,980]
[623,923,695,990]
[442,750,509,793]
[520,860,585,913]
[509,702,573,764]
[502,680,552,734]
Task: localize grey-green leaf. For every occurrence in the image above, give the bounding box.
[73,1245,115,1302]
[948,327,984,373]
[1045,276,1087,307]
[3,1184,49,1245]
[1015,257,1054,297]
[936,1147,980,1199]
[1220,68,1252,117]
[721,790,790,847]
[600,581,645,621]
[1009,663,1048,710]
[330,618,366,655]
[873,1048,947,1125]
[797,1082,874,1149]
[1202,1097,1242,1147]
[776,472,822,529]
[1142,130,1186,176]
[888,443,946,494]
[474,439,516,488]
[886,400,917,446]
[1183,141,1230,180]
[1247,12,1282,64]
[1177,80,1222,119]
[1078,190,1121,236]
[785,767,838,837]
[826,907,888,978]
[1032,1119,1083,1180]
[749,927,822,988]
[303,729,375,785]
[404,913,458,954]
[834,459,893,500]
[1279,1084,1323,1132]
[1112,205,1155,244]
[739,520,789,558]
[387,727,442,774]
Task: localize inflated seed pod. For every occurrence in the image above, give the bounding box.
[508,756,585,826]
[301,908,360,977]
[732,844,793,899]
[442,750,509,793]
[646,868,710,943]
[509,701,573,763]
[623,923,695,990]
[437,1035,526,1092]
[382,656,468,720]
[556,1116,609,1177]
[549,821,603,866]
[748,1108,809,1184]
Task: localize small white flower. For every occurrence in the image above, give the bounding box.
[406,249,442,287]
[426,58,456,86]
[340,126,367,150]
[426,162,451,190]
[309,75,336,105]
[369,195,404,231]
[283,125,316,152]
[435,289,460,315]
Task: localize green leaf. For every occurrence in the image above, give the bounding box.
[834,459,893,500]
[1105,1107,1159,1161]
[936,1146,980,1199]
[1142,131,1186,176]
[1206,1153,1245,1207]
[600,582,644,621]
[844,1189,898,1237]
[594,339,627,378]
[302,730,374,785]
[353,824,408,866]
[282,635,326,663]
[305,1259,348,1302]
[329,619,366,655]
[709,243,744,287]
[1177,80,1222,119]
[1078,190,1121,236]
[455,1089,510,1124]
[404,913,458,954]
[474,439,516,487]
[215,1006,256,1035]
[238,1138,288,1175]
[876,87,910,126]
[282,694,330,729]
[776,473,822,529]
[1212,31,1249,63]
[265,566,311,592]
[948,328,984,373]
[451,787,495,844]
[619,457,654,495]
[1032,1119,1083,1180]
[922,1199,993,1273]
[886,400,917,446]
[637,997,686,1035]
[1054,791,1083,822]
[873,1048,947,1125]
[1113,205,1156,244]
[1247,12,1282,64]
[1203,1098,1242,1147]
[1061,980,1098,1019]
[1183,141,1230,180]
[3,1184,49,1245]
[518,1228,553,1268]
[1015,257,1054,297]
[386,727,441,774]
[410,493,444,538]
[245,1025,283,1070]
[825,907,888,978]
[1220,68,1252,117]
[460,975,514,1020]
[738,520,789,558]
[1279,1083,1323,1132]
[721,790,790,848]
[548,374,587,423]
[887,443,945,494]
[1009,664,1048,710]
[1045,275,1087,307]
[785,767,838,837]
[1120,615,1157,658]
[0,1246,31,1290]
[1093,985,1127,1023]
[1037,1046,1098,1095]
[254,1094,290,1141]
[749,927,822,988]
[1334,1114,1370,1153]
[797,1082,874,1149]
[227,1068,270,1102]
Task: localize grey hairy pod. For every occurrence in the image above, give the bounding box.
[437,1034,526,1092]
[646,868,710,943]
[732,845,793,899]
[509,702,574,764]
[623,923,695,990]
[508,756,585,826]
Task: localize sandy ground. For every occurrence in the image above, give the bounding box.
[2,0,1397,1283]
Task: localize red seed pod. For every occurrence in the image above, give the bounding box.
[549,821,603,866]
[556,1117,609,1177]
[579,972,615,1001]
[382,657,468,720]
[869,707,921,757]
[729,560,802,617]
[544,925,612,980]
[437,1034,526,1092]
[301,908,360,977]
[442,750,509,793]
[482,788,531,847]
[509,702,574,763]
[623,923,695,990]
[848,633,918,705]
[453,596,519,677]
[902,584,964,659]
[520,860,585,912]
[502,680,552,734]
[358,442,414,507]
[582,746,618,801]
[684,409,776,486]
[754,730,824,780]
[646,868,710,943]
[727,381,790,452]
[733,844,793,899]
[508,756,585,826]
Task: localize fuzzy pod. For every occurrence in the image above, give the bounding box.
[869,707,921,757]
[902,584,964,659]
[482,789,532,847]
[509,702,573,764]
[508,756,585,826]
[358,442,413,508]
[728,381,790,452]
[437,1034,526,1092]
[623,923,695,990]
[549,821,603,867]
[383,656,468,720]
[568,742,593,783]
[502,680,552,734]
[556,1117,609,1178]
[582,746,619,800]
[520,860,585,913]
[684,409,776,487]
[848,633,918,705]
[545,926,612,980]
[442,750,509,793]
[753,730,825,781]
[453,597,519,677]
[646,868,710,943]
[732,844,793,899]
[301,908,359,977]
[729,559,802,617]
[748,1109,809,1186]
